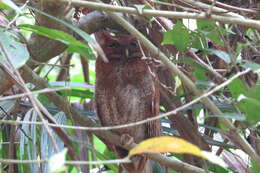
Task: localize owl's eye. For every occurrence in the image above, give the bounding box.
[108,42,119,48]
[130,41,138,47]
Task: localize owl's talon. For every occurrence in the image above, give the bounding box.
[121,134,135,149]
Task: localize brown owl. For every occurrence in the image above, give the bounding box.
[95,30,160,173]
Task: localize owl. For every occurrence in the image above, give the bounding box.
[95,30,160,173]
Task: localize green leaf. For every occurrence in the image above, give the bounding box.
[246,85,260,101]
[67,45,95,60]
[162,21,190,51]
[241,60,260,73]
[178,57,207,80]
[0,29,29,69]
[162,30,173,45]
[190,31,206,50]
[197,20,223,46]
[0,2,12,10]
[58,89,93,99]
[226,78,260,123]
[207,49,232,64]
[2,0,21,13]
[251,161,260,173]
[228,78,247,98]
[19,24,79,44]
[237,95,260,124]
[26,5,94,44]
[94,150,118,172]
[19,24,94,59]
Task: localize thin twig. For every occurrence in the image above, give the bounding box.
[0,157,130,165]
[0,87,70,102]
[202,0,260,14]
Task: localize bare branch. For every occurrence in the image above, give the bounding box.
[45,0,260,30]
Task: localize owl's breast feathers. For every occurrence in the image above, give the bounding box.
[96,58,160,140]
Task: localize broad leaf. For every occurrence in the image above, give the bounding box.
[129,136,205,158]
[19,24,95,59]
[241,60,260,73]
[237,95,260,124]
[229,79,260,124]
[58,89,93,99]
[197,20,223,46]
[129,136,228,168]
[207,49,232,64]
[26,6,94,44]
[162,21,190,51]
[0,28,29,68]
[0,2,12,10]
[228,78,247,98]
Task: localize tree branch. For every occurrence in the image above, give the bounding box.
[19,64,208,173]
[43,0,260,165]
[45,0,260,30]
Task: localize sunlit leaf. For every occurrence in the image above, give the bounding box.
[2,0,21,13]
[129,136,205,158]
[129,136,228,168]
[0,2,12,10]
[202,151,228,169]
[48,148,67,173]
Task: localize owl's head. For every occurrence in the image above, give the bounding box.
[95,30,143,60]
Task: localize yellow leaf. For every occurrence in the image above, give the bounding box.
[129,136,205,158]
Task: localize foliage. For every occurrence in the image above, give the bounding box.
[0,0,260,173]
